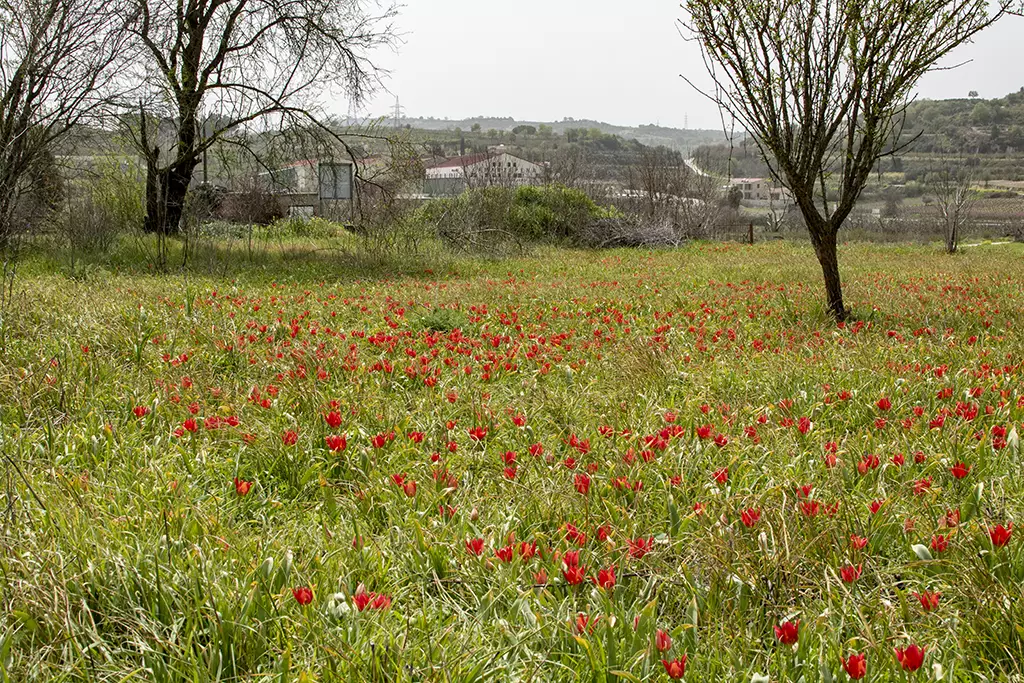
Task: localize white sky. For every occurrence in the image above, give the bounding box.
[357,1,1023,130]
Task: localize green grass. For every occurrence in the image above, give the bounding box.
[1,238,1023,682]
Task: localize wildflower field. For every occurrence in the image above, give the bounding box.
[2,240,1023,682]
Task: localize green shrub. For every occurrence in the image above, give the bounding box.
[416,184,616,246]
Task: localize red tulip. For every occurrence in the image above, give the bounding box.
[876,397,891,411]
[233,477,251,496]
[930,534,949,552]
[593,566,616,590]
[133,405,150,418]
[662,656,688,679]
[774,619,799,645]
[466,538,485,556]
[323,410,342,429]
[627,536,654,559]
[913,590,941,612]
[402,480,417,497]
[495,545,514,563]
[656,628,672,652]
[563,565,586,585]
[713,467,729,484]
[894,644,926,672]
[281,429,298,446]
[325,434,347,452]
[353,591,371,611]
[949,462,971,479]
[740,508,761,528]
[989,523,1012,547]
[800,501,821,517]
[575,612,599,634]
[292,586,313,605]
[839,564,862,584]
[841,652,866,680]
[574,473,591,495]
[850,535,869,550]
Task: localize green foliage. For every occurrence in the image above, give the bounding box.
[61,158,145,252]
[417,185,618,245]
[270,216,340,239]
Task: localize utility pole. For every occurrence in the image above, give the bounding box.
[392,96,404,130]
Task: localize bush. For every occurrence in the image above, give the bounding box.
[63,159,144,252]
[416,185,617,248]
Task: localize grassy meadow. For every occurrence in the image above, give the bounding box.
[1,238,1023,682]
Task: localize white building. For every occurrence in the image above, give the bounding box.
[425,149,544,195]
[728,177,793,205]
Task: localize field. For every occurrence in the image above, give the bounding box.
[1,239,1023,682]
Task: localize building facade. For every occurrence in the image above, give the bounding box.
[425,150,544,196]
[729,177,793,206]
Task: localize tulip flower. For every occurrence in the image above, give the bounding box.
[894,644,926,672]
[774,619,799,645]
[841,652,866,680]
[662,656,688,679]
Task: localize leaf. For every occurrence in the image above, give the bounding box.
[11,610,38,635]
[609,671,642,682]
[912,544,933,561]
[961,482,984,523]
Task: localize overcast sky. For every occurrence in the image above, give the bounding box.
[358,1,1023,130]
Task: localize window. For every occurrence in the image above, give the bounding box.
[319,163,352,200]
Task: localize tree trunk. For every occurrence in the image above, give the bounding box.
[811,228,846,321]
[144,162,196,236]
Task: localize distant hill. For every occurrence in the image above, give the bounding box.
[902,87,1024,155]
[688,88,1024,182]
[396,116,727,155]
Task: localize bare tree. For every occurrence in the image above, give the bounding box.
[680,0,1010,320]
[0,0,127,244]
[626,146,688,219]
[126,0,398,236]
[929,157,976,254]
[626,147,725,239]
[548,146,593,190]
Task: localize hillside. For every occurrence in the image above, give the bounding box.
[397,115,726,155]
[689,88,1024,184]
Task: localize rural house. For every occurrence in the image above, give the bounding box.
[728,177,794,206]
